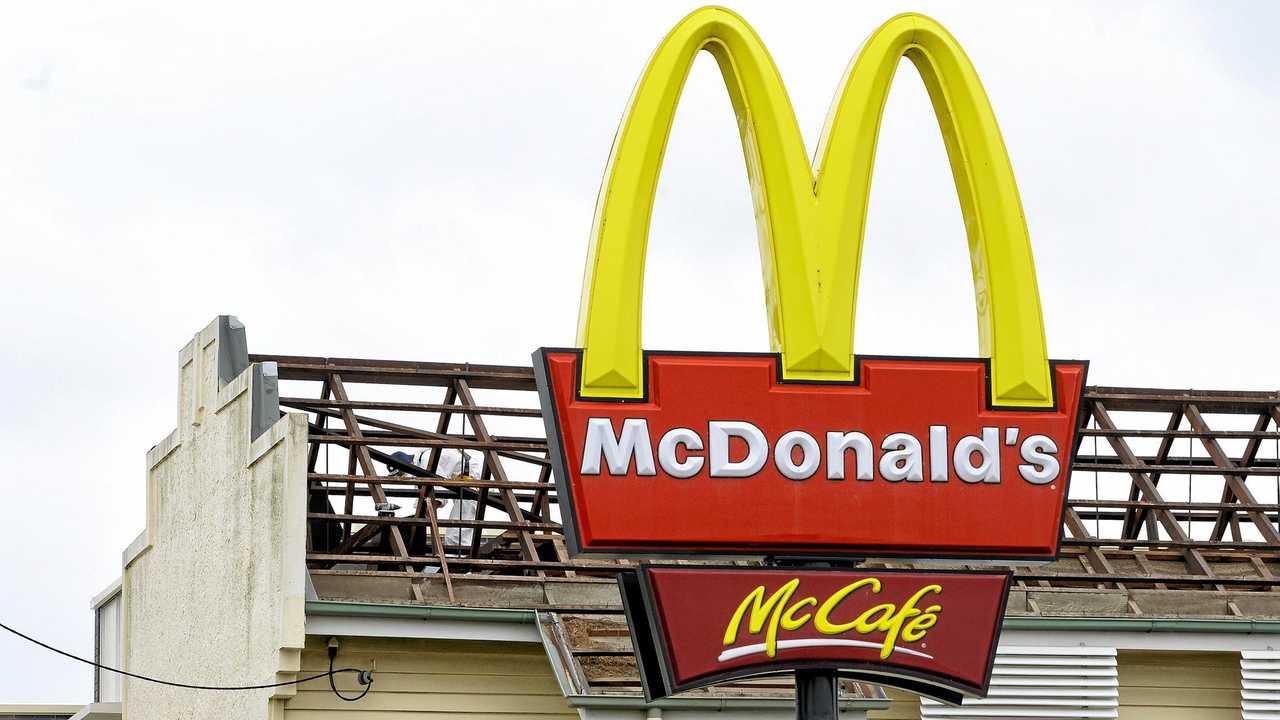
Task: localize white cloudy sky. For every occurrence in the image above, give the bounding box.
[2,0,1278,703]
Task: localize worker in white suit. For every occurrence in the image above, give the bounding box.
[415,448,482,549]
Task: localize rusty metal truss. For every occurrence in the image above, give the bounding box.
[255,354,1280,603]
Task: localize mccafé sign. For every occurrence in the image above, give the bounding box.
[620,566,1011,704]
[534,5,1083,704]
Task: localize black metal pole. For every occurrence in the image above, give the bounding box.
[795,669,839,720]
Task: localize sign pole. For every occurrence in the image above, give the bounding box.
[781,558,843,719]
[795,669,839,720]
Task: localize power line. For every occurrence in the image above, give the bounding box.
[0,619,372,701]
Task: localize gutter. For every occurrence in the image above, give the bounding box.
[1003,616,1280,634]
[305,600,536,624]
[307,602,1280,635]
[566,695,890,711]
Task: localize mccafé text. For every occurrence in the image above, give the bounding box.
[580,418,1060,485]
[722,577,942,661]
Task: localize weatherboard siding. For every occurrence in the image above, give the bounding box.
[282,636,576,718]
[867,688,920,719]
[870,650,1242,719]
[1117,650,1239,720]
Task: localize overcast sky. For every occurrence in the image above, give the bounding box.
[2,0,1278,703]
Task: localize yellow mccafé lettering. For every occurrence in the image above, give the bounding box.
[723,578,942,659]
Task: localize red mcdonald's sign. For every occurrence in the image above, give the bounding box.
[535,7,1089,563]
[536,4,1082,709]
[538,350,1085,560]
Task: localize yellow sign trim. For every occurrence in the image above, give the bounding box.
[577,7,1052,407]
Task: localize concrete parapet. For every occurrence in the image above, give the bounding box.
[120,317,305,720]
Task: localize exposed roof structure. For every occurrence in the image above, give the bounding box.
[254,351,1280,698]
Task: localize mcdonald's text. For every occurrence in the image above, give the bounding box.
[580,418,1061,485]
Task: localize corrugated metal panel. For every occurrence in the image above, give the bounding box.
[921,646,1118,719]
[1242,650,1280,720]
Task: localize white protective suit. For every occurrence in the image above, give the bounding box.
[413,448,482,548]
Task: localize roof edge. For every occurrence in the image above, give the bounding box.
[1005,616,1280,633]
[308,601,1280,635]
[566,695,891,710]
[305,600,536,624]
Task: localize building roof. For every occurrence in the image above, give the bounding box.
[252,351,1280,698]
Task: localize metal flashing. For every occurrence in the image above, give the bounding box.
[250,361,279,440]
[304,600,537,624]
[565,695,890,711]
[90,578,122,610]
[1003,616,1280,633]
[216,315,248,387]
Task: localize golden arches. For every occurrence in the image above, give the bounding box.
[576,7,1052,407]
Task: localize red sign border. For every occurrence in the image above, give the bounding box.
[619,564,1015,705]
[534,347,1089,562]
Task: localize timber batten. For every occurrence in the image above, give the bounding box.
[270,353,1280,597]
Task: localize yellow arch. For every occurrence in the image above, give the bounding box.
[576,7,1052,407]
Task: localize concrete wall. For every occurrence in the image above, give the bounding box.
[120,317,308,719]
[282,636,576,719]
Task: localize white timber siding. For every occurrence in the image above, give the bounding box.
[1243,650,1280,719]
[282,636,577,718]
[873,646,1249,719]
[919,646,1118,719]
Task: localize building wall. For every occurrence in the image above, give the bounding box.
[104,317,1265,720]
[869,649,1242,719]
[1118,651,1240,720]
[94,587,122,703]
[120,318,308,720]
[281,636,577,719]
[867,689,919,719]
